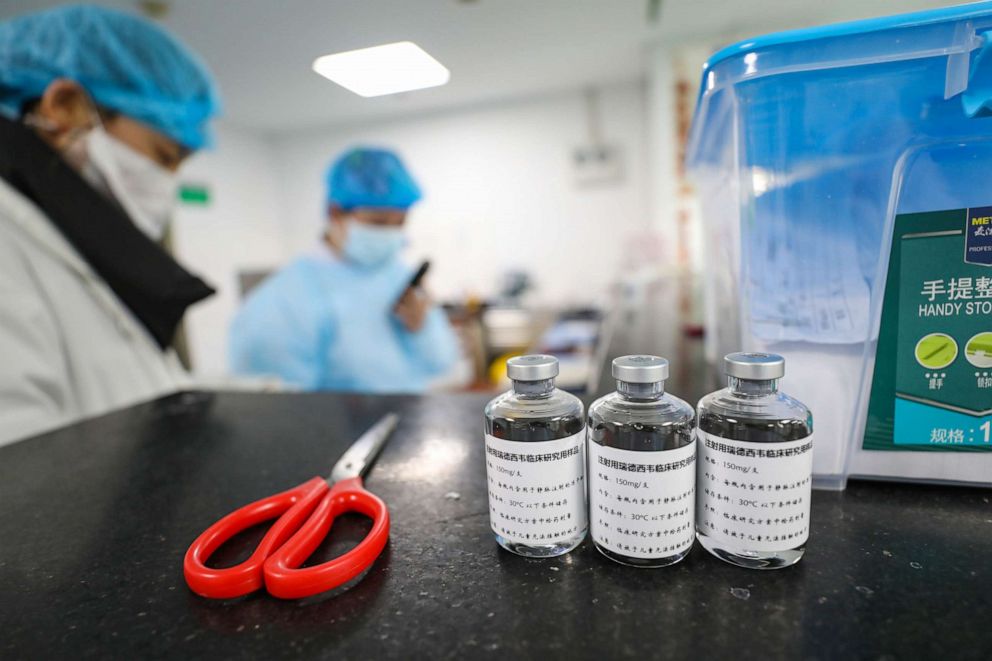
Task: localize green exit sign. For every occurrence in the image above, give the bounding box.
[178,183,211,206]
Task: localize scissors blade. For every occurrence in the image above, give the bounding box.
[329,413,399,483]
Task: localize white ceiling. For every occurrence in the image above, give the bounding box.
[0,0,965,134]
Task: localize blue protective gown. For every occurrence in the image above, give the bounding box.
[229,248,459,393]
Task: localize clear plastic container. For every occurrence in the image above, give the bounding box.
[686,3,992,489]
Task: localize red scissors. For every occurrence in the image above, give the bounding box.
[183,413,398,600]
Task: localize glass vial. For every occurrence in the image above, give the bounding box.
[588,356,696,567]
[484,354,587,557]
[696,352,813,569]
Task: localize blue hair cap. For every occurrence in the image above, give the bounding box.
[0,3,221,150]
[326,147,423,210]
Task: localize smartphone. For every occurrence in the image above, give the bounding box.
[407,260,431,290]
[395,260,431,307]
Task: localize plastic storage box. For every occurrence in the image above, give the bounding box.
[686,3,992,489]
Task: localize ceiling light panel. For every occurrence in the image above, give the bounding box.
[312,41,450,97]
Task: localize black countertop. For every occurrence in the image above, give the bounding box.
[1,391,990,660]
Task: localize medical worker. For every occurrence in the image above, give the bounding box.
[229,148,459,392]
[0,5,220,445]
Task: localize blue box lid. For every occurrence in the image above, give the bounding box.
[705,2,992,73]
[688,1,992,168]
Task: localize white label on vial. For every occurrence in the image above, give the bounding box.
[485,431,586,546]
[588,440,696,558]
[697,431,813,552]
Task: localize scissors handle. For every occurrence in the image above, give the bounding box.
[183,477,328,599]
[263,476,390,599]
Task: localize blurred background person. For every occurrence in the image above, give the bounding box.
[229,147,459,392]
[0,3,220,444]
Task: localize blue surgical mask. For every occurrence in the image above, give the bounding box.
[342,221,406,268]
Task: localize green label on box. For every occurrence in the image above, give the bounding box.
[863,207,992,452]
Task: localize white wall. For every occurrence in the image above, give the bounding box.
[171,122,286,376]
[172,82,653,376]
[645,44,678,267]
[269,81,651,307]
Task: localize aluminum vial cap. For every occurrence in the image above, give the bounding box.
[612,355,669,384]
[507,354,559,381]
[724,352,785,380]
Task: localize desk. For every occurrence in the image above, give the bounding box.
[1,392,989,659]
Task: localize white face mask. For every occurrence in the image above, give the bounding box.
[77,126,178,241]
[341,220,407,269]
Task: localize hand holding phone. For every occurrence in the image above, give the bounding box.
[406,260,431,292]
[394,260,431,332]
